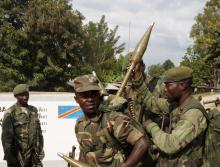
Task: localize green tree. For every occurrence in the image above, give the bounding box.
[181,52,214,85]
[82,15,125,82]
[0,0,85,91]
[181,0,220,86]
[0,0,29,91]
[147,59,175,77]
[147,64,165,77]
[162,59,175,71]
[24,0,85,91]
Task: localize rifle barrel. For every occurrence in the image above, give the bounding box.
[58,152,91,167]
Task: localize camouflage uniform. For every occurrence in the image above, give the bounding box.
[144,67,207,167]
[73,74,148,167]
[122,53,168,124]
[124,74,169,124]
[122,55,168,167]
[75,104,145,167]
[1,85,44,167]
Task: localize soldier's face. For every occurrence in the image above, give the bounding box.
[164,82,182,103]
[15,92,29,107]
[75,90,101,115]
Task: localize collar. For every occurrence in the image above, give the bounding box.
[89,112,102,123]
[179,95,193,112]
[15,102,30,115]
[83,109,103,127]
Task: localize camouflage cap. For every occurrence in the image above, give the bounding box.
[73,74,100,93]
[163,66,193,83]
[13,84,29,96]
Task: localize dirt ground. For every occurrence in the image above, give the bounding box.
[194,92,220,111]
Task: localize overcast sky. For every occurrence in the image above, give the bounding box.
[71,0,207,67]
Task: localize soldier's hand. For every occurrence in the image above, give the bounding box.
[107,95,127,110]
[128,62,143,80]
[143,119,153,128]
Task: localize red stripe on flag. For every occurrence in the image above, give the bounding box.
[58,107,81,118]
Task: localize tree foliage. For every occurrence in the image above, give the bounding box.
[162,59,175,71]
[147,59,175,77]
[0,0,85,91]
[81,15,125,82]
[0,0,29,91]
[181,0,220,86]
[0,1,125,91]
[24,0,85,91]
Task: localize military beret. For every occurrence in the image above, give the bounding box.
[163,66,193,83]
[73,74,100,93]
[13,84,29,96]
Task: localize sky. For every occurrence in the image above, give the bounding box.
[71,0,207,67]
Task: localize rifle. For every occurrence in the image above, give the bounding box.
[116,23,154,97]
[68,146,76,167]
[92,71,108,96]
[203,97,220,107]
[58,152,91,167]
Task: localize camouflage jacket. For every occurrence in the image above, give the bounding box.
[145,96,207,167]
[1,102,44,166]
[75,105,145,167]
[123,74,168,124]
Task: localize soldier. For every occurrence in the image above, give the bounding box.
[1,84,44,167]
[121,53,168,125]
[143,66,207,167]
[73,74,150,167]
[121,54,169,167]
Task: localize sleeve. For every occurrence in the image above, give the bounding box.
[146,109,207,154]
[132,73,169,114]
[74,121,92,163]
[1,111,19,164]
[111,113,145,146]
[142,89,169,114]
[36,114,44,160]
[74,121,84,153]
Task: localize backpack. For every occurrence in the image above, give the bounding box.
[200,108,220,167]
[184,98,220,166]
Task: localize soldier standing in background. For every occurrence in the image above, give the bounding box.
[73,74,150,167]
[143,67,207,166]
[1,84,44,167]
